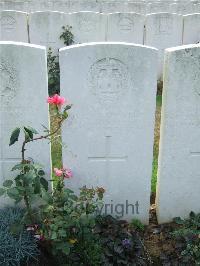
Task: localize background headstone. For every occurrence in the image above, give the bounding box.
[145,13,183,80]
[156,44,200,223]
[0,11,28,42]
[60,43,157,223]
[29,11,70,55]
[107,12,145,44]
[183,14,200,45]
[69,12,107,43]
[0,42,50,204]
[170,2,195,14]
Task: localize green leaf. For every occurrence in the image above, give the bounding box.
[7,187,20,200]
[51,231,57,240]
[3,180,13,188]
[62,246,70,255]
[40,177,48,191]
[173,217,184,225]
[9,127,20,146]
[24,126,38,140]
[0,188,5,196]
[34,177,41,194]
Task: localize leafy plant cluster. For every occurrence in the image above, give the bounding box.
[0,207,39,266]
[48,25,74,96]
[41,184,105,265]
[95,215,148,265]
[173,212,200,265]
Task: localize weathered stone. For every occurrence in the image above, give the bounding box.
[60,43,157,223]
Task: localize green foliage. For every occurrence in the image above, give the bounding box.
[47,25,74,96]
[0,207,39,266]
[47,48,60,96]
[131,218,145,231]
[41,182,105,265]
[1,161,48,223]
[95,215,148,265]
[173,212,200,265]
[60,25,74,46]
[9,127,20,146]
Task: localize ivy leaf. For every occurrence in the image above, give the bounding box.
[40,177,48,191]
[3,180,13,188]
[9,127,20,146]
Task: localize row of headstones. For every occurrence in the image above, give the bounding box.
[1,10,200,79]
[0,41,200,224]
[0,0,199,14]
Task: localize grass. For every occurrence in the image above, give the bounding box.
[151,95,162,193]
[49,105,62,171]
[50,95,162,193]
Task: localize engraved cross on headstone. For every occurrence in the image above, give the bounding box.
[88,136,127,178]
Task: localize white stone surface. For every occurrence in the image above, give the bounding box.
[0,42,50,202]
[69,12,107,43]
[29,11,71,55]
[156,44,200,224]
[170,2,195,14]
[145,13,183,79]
[127,2,146,15]
[107,12,145,44]
[146,2,170,13]
[183,14,200,44]
[60,42,157,223]
[0,11,28,42]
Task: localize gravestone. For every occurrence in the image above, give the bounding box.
[145,13,183,79]
[170,2,195,14]
[183,14,200,44]
[107,12,145,44]
[146,2,170,13]
[29,11,71,55]
[127,2,146,15]
[0,42,50,205]
[0,11,28,42]
[156,44,200,224]
[70,12,107,43]
[100,1,126,13]
[60,43,157,223]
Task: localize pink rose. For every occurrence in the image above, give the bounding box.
[53,167,73,178]
[63,168,73,178]
[47,94,66,106]
[54,168,63,177]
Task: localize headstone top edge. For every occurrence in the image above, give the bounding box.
[59,42,158,53]
[0,41,46,51]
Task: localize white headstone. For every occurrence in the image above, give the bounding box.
[170,2,195,14]
[146,2,170,13]
[60,42,157,224]
[127,2,146,15]
[0,42,50,197]
[69,12,107,43]
[145,13,183,79]
[107,12,144,44]
[29,11,71,55]
[183,14,200,45]
[0,11,28,42]
[156,44,200,224]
